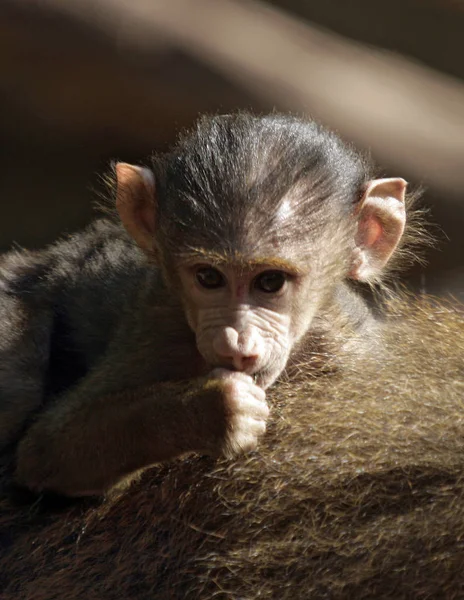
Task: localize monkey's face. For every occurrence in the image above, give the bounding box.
[177,262,316,389]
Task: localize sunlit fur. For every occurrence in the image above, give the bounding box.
[0,296,462,599]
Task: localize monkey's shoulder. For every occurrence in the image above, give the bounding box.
[0,220,164,374]
[0,219,154,302]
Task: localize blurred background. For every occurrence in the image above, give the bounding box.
[0,0,463,297]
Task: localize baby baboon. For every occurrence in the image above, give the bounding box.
[0,112,463,599]
[0,112,417,496]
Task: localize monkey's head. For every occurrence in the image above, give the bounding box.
[115,113,407,388]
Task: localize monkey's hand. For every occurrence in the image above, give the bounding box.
[191,368,269,459]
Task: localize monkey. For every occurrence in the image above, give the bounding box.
[0,112,431,499]
[0,112,463,598]
[0,295,462,600]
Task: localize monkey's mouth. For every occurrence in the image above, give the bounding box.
[215,363,263,381]
[200,345,282,389]
[208,359,271,388]
[205,354,283,389]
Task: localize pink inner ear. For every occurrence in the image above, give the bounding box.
[360,214,383,248]
[115,163,156,252]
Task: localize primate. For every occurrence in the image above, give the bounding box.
[0,113,428,497]
[0,113,463,599]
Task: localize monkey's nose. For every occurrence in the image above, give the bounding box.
[213,327,260,372]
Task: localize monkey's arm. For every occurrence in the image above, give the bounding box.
[15,369,267,496]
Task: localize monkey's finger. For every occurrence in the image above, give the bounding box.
[235,382,266,404]
[235,396,269,420]
[224,428,264,457]
[209,368,254,384]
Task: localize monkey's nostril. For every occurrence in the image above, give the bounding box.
[233,354,259,372]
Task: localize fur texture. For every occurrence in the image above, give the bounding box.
[0,297,463,599]
[148,113,425,280]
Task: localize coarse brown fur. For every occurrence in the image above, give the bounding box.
[0,295,463,600]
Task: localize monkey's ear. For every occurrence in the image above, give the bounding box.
[350,178,407,281]
[115,163,156,253]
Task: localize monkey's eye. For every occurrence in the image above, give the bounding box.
[254,270,287,294]
[196,267,226,289]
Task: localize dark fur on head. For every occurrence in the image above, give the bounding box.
[100,112,421,286]
[98,113,426,286]
[151,113,370,268]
